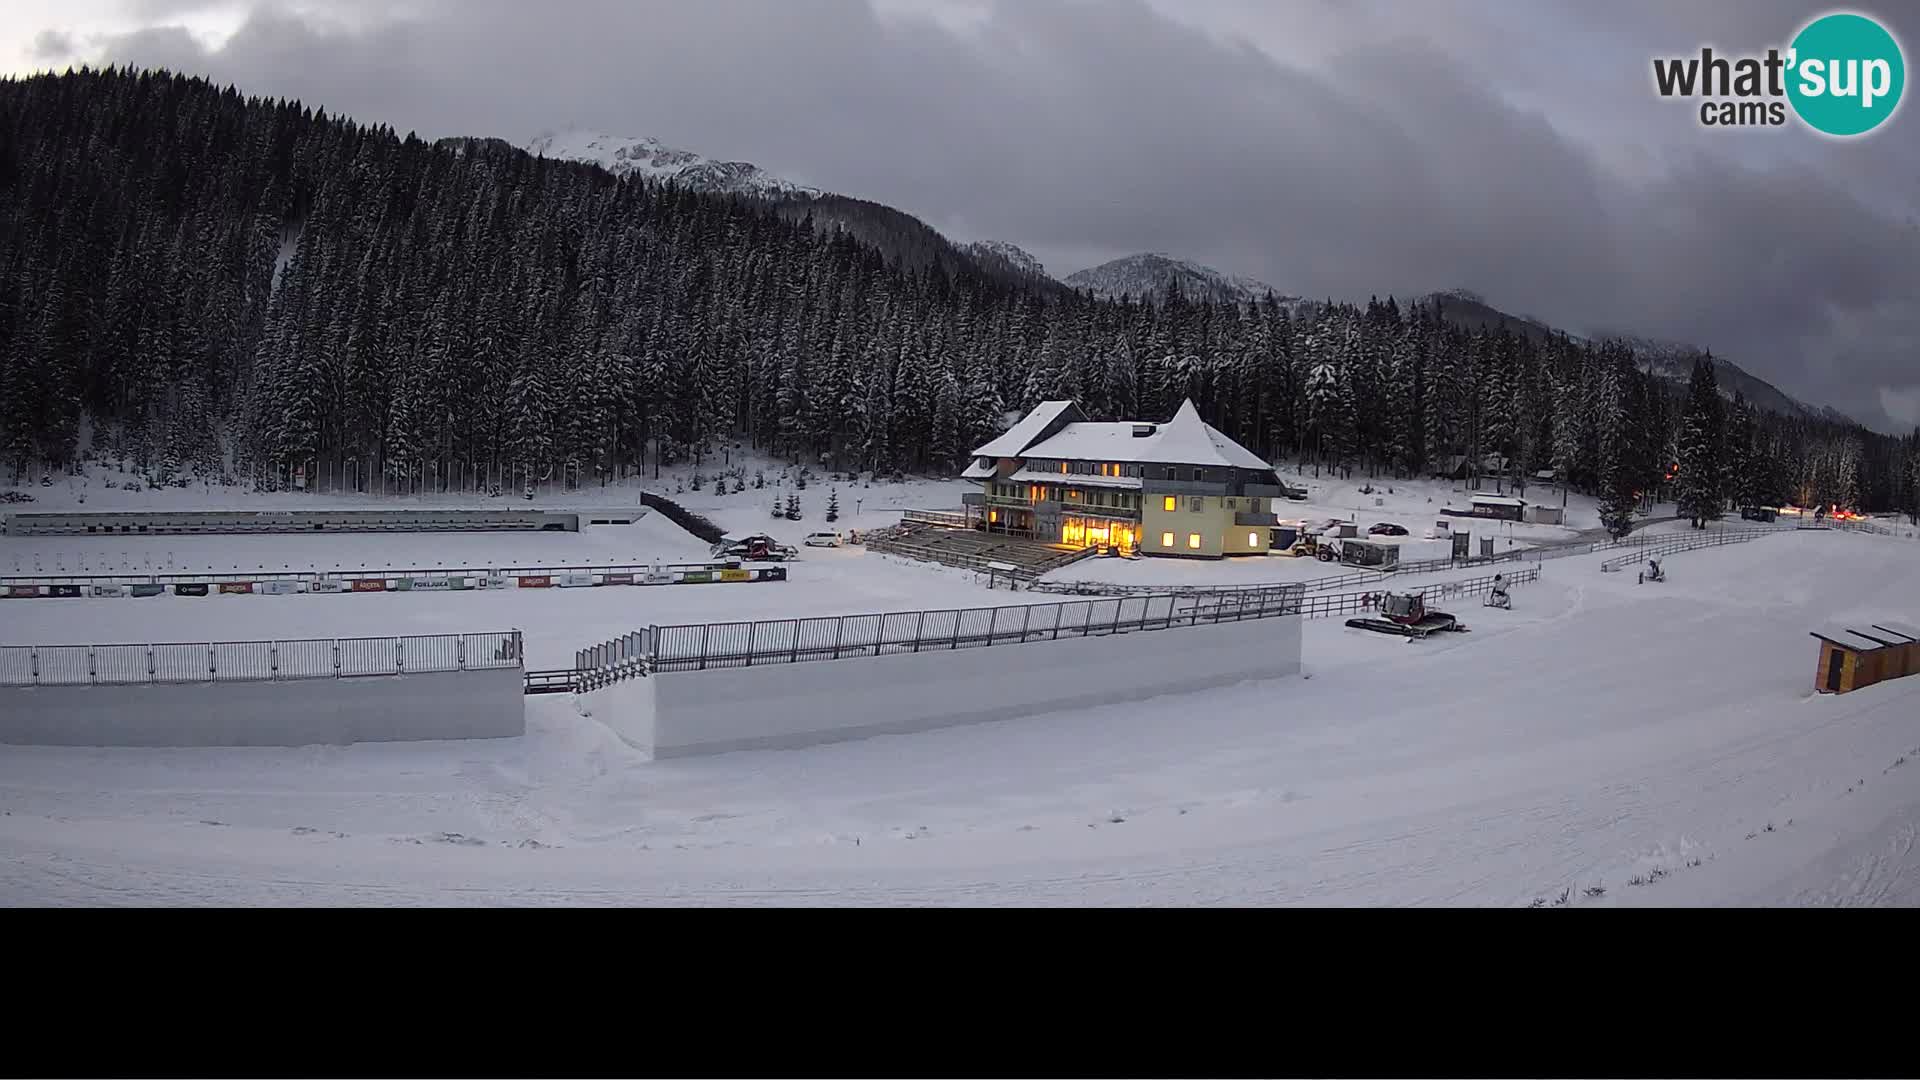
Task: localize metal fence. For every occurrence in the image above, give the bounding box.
[0,559,754,591]
[1598,527,1780,572]
[573,585,1308,687]
[1293,566,1540,618]
[0,630,522,687]
[1035,546,1532,599]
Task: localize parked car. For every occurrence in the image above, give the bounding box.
[1367,522,1408,536]
[804,531,843,547]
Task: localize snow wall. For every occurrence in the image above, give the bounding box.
[0,667,525,747]
[588,615,1302,759]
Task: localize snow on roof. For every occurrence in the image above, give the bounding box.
[1869,620,1920,642]
[971,400,1081,459]
[1469,495,1527,507]
[1810,623,1906,650]
[1006,468,1143,490]
[1018,399,1274,472]
[960,459,996,479]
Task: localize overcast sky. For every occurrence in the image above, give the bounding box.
[4,0,1917,431]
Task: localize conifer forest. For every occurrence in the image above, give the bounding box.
[2,68,1915,529]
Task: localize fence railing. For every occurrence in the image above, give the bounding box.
[573,585,1309,688]
[0,630,522,687]
[901,509,971,529]
[0,559,753,590]
[1035,546,1532,599]
[1598,527,1779,572]
[1293,566,1541,618]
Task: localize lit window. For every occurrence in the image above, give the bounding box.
[1188,533,1201,549]
[989,511,998,523]
[1059,462,1067,474]
[1163,496,1177,512]
[1161,531,1174,547]
[1248,531,1260,546]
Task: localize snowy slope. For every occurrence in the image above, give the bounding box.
[1064,252,1293,305]
[526,130,820,197]
[963,240,1049,279]
[3,527,1918,905]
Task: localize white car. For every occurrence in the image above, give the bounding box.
[803,531,843,548]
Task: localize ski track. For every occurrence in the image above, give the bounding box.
[2,499,1918,905]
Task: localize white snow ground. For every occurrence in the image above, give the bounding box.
[3,527,1918,906]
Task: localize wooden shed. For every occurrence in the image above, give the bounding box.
[1810,621,1920,694]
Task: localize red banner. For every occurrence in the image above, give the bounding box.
[517,576,552,588]
[350,579,388,592]
[217,582,254,594]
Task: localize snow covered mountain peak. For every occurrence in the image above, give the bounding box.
[526,130,820,198]
[1063,252,1292,305]
[963,240,1049,278]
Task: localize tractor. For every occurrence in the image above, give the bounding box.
[1285,531,1339,562]
[1346,591,1470,641]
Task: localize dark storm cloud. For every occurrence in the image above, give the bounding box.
[82,0,1920,430]
[31,29,76,60]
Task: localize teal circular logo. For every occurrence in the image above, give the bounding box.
[1787,12,1905,136]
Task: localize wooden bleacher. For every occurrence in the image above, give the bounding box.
[867,517,1097,579]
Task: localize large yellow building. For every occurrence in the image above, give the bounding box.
[960,399,1283,558]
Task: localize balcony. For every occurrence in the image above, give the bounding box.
[1241,484,1285,499]
[961,492,986,507]
[1059,502,1140,521]
[1235,510,1279,527]
[1142,478,1229,497]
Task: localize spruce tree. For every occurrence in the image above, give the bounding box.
[826,487,839,522]
[1675,356,1724,527]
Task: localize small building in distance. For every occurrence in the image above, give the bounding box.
[960,399,1284,559]
[1810,621,1920,694]
[1453,493,1527,522]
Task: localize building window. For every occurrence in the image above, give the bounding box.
[990,511,999,523]
[1161,531,1174,547]
[1059,462,1068,474]
[1188,497,1202,512]
[1163,496,1177,512]
[1225,498,1237,509]
[1187,533,1202,549]
[1248,531,1259,547]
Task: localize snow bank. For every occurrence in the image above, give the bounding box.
[590,615,1303,758]
[0,667,523,747]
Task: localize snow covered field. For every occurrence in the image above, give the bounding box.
[1,472,1025,669]
[0,545,1025,672]
[3,527,1917,906]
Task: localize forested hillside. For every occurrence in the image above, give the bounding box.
[1,67,1913,521]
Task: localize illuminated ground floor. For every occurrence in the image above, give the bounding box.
[962,500,1268,559]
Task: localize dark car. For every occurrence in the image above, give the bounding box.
[1367,522,1409,536]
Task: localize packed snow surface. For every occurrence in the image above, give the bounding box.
[4,502,1918,904]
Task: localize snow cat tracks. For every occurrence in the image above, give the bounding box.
[1343,614,1470,641]
[1344,591,1471,641]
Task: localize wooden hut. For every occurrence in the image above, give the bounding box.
[1871,621,1920,676]
[1810,621,1919,694]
